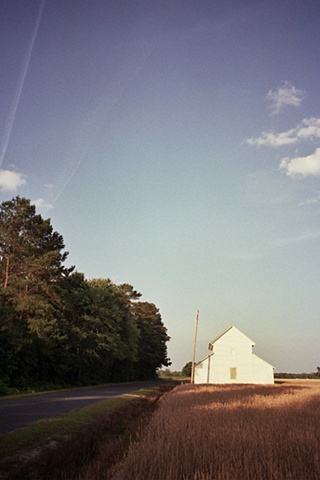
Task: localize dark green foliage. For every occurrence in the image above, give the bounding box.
[0,197,171,392]
[132,302,171,380]
[0,197,72,388]
[0,197,71,313]
[182,361,193,377]
[274,372,319,379]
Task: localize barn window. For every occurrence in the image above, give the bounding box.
[230,367,237,380]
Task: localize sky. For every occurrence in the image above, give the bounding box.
[1,0,320,373]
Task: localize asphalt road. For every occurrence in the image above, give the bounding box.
[0,380,163,435]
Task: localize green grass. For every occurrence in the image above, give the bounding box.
[0,388,153,460]
[0,384,173,480]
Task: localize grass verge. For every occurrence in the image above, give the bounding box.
[0,384,173,480]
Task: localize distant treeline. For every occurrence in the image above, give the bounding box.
[274,372,320,379]
[0,197,170,394]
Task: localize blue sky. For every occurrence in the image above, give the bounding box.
[1,0,320,373]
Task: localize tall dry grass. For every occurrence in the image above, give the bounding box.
[109,381,320,480]
[1,387,170,480]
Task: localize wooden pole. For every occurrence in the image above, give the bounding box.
[191,309,199,384]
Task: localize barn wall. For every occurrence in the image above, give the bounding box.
[194,326,274,385]
[195,354,274,384]
[194,356,211,384]
[252,354,274,384]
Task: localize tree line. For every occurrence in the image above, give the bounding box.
[0,197,170,393]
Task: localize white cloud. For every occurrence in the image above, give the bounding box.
[295,117,320,140]
[247,129,297,147]
[32,198,53,210]
[279,147,320,177]
[266,81,305,115]
[247,118,320,147]
[0,169,26,191]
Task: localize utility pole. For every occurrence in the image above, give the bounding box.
[191,309,199,384]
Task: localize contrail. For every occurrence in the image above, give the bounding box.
[41,27,161,214]
[0,0,45,168]
[48,48,156,211]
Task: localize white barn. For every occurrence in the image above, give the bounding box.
[194,325,274,384]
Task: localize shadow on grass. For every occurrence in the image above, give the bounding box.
[0,385,172,480]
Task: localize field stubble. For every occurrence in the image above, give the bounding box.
[109,380,320,480]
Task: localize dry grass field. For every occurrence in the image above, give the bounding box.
[108,380,320,480]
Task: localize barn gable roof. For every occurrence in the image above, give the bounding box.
[195,353,213,367]
[208,325,255,349]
